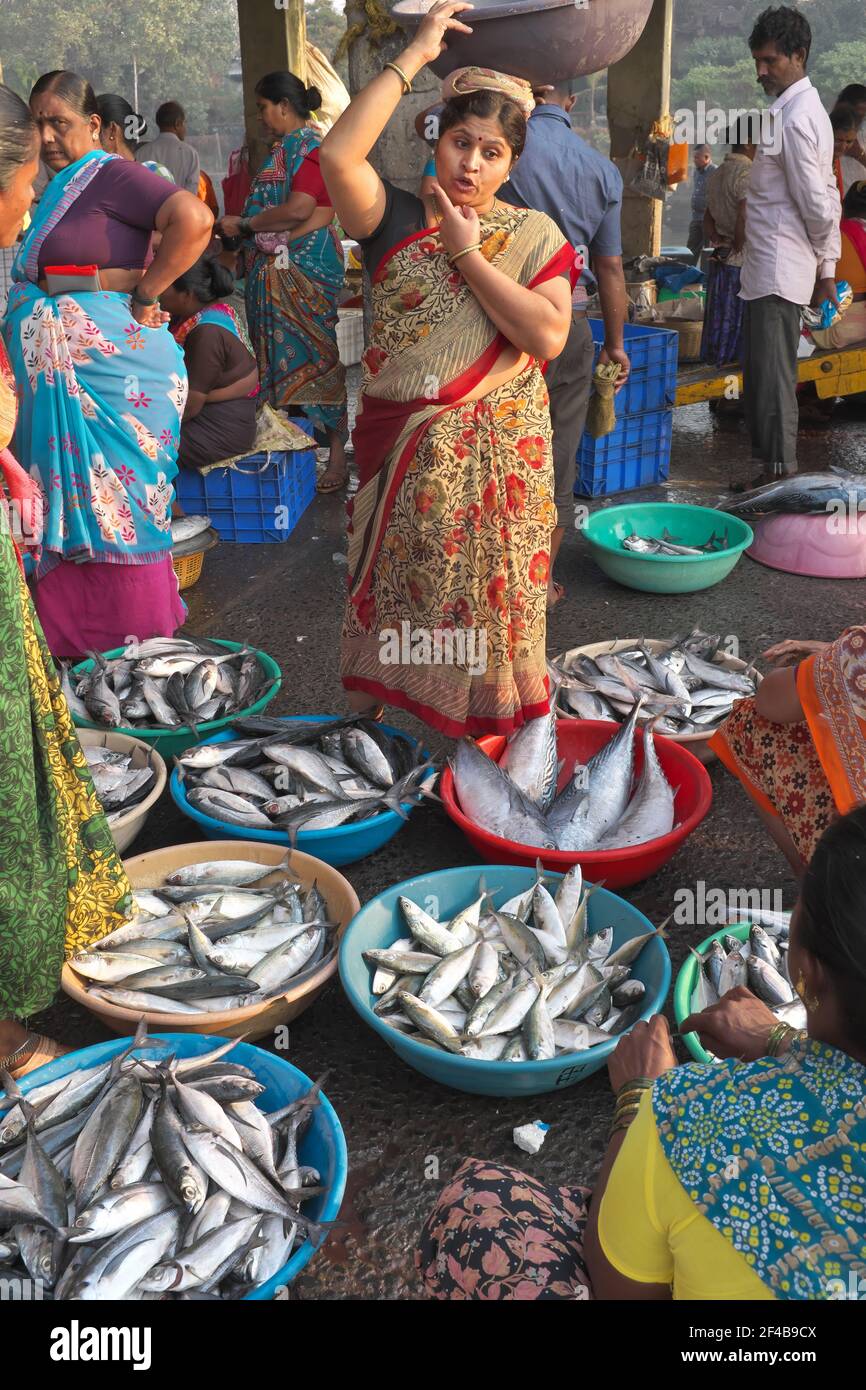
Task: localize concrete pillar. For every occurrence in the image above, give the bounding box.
[236,0,308,172]
[345,0,439,192]
[606,0,673,262]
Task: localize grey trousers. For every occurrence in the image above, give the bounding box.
[742,295,801,473]
[545,312,595,527]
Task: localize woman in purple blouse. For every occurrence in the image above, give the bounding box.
[2,70,212,661]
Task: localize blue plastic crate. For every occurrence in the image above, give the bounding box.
[589,319,678,415]
[575,408,673,498]
[175,418,316,543]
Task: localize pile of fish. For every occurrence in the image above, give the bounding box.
[170,515,211,546]
[67,857,340,1016]
[61,637,275,732]
[723,469,866,516]
[82,745,157,824]
[549,628,757,737]
[0,1029,329,1299]
[367,867,663,1060]
[623,527,731,556]
[688,909,806,1054]
[175,715,435,836]
[452,703,675,852]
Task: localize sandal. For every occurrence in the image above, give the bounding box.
[316,470,350,494]
[3,1031,71,1080]
[546,581,566,611]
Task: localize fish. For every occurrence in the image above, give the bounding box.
[690,932,797,1044]
[450,737,556,849]
[595,723,675,850]
[70,637,273,730]
[721,469,866,517]
[171,514,211,545]
[499,709,559,813]
[550,700,644,851]
[369,881,658,1059]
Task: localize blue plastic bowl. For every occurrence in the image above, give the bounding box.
[170,716,435,868]
[339,866,671,1097]
[15,1033,347,1300]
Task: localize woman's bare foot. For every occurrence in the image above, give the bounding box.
[317,433,349,493]
[546,579,566,611]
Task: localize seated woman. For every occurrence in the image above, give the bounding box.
[709,629,864,876]
[812,180,866,352]
[419,805,866,1300]
[160,255,259,472]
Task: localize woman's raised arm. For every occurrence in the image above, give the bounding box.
[134,190,213,322]
[320,0,474,241]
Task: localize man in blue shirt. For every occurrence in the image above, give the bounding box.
[500,83,630,607]
[687,144,717,265]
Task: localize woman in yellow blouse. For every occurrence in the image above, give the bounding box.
[419,807,866,1301]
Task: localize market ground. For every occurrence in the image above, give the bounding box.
[37,397,866,1299]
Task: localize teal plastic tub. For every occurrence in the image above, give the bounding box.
[13,1033,347,1299]
[673,921,751,1063]
[339,865,671,1097]
[583,503,753,594]
[70,639,282,759]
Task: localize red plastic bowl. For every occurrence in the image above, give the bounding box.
[440,720,713,890]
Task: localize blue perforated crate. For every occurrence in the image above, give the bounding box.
[174,418,316,543]
[575,408,672,498]
[589,319,678,415]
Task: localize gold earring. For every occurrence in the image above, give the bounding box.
[796,973,820,1013]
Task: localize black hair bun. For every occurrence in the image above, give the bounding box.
[305,85,322,114]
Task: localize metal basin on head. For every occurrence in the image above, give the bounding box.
[391,0,654,86]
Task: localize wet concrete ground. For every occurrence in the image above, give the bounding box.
[36,397,866,1298]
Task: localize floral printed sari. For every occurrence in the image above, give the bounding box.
[243,129,346,438]
[341,200,574,737]
[711,625,866,862]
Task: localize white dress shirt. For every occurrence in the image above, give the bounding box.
[135,131,200,195]
[740,76,841,306]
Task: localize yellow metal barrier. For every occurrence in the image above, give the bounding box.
[675,346,866,407]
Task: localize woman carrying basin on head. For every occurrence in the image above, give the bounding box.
[320,1,576,738]
[3,70,213,662]
[419,805,866,1300]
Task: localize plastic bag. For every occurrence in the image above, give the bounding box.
[627,117,674,201]
[585,362,623,439]
[306,43,350,134]
[667,141,689,186]
[801,280,853,332]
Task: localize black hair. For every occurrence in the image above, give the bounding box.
[749,6,812,63]
[799,806,866,1049]
[96,93,147,148]
[0,83,39,191]
[171,254,235,306]
[254,71,321,121]
[842,180,866,220]
[438,90,527,162]
[831,103,859,135]
[30,69,98,118]
[156,100,185,130]
[837,84,866,108]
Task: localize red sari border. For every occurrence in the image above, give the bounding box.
[343,674,551,740]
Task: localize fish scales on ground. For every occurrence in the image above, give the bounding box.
[452,703,676,854]
[175,716,436,838]
[367,877,663,1060]
[0,1035,329,1298]
[70,637,274,731]
[549,630,758,739]
[67,859,341,1015]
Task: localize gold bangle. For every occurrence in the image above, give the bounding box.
[383,62,412,95]
[767,1022,803,1057]
[449,243,483,267]
[616,1076,654,1095]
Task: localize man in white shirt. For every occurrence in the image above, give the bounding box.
[136,101,201,195]
[738,6,840,485]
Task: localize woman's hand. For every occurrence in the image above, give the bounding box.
[428,180,480,258]
[607,1015,678,1094]
[403,1,474,67]
[130,299,170,328]
[218,215,244,239]
[680,986,780,1061]
[762,639,829,667]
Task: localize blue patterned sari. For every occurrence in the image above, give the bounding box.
[243,129,346,439]
[654,1036,866,1300]
[3,150,187,573]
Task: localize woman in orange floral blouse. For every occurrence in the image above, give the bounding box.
[710,628,866,875]
[320,2,577,737]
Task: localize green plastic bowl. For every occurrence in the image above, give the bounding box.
[70,639,282,758]
[673,921,750,1062]
[583,503,753,594]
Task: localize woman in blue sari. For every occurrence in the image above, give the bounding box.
[218,72,348,493]
[3,70,212,660]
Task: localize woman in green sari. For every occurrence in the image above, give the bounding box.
[0,85,131,1079]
